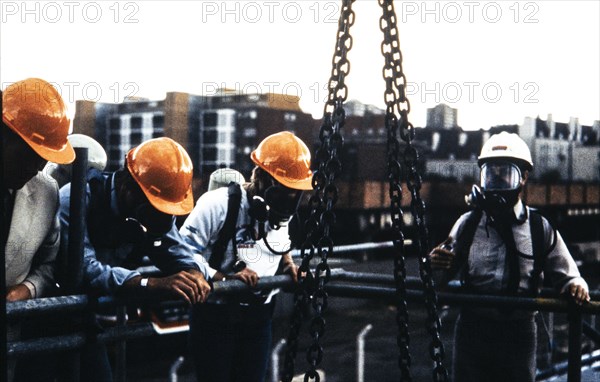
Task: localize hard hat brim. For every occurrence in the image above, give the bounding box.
[144,187,194,216]
[3,116,76,164]
[275,175,313,191]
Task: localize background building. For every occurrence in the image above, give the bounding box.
[74,90,316,193]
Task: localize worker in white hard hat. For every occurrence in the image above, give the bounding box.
[430,131,590,382]
[44,133,108,188]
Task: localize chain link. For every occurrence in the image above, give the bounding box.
[282,1,355,381]
[378,1,449,381]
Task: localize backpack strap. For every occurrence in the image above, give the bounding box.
[209,182,242,270]
[528,208,556,295]
[451,208,483,286]
[87,170,112,248]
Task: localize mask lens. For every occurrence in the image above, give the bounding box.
[481,162,521,191]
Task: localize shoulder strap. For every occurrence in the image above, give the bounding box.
[451,208,483,285]
[529,208,552,294]
[209,182,242,270]
[87,171,112,248]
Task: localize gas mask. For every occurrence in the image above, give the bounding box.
[466,161,523,218]
[248,185,303,254]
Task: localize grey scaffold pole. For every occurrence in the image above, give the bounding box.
[63,147,88,382]
[1,91,8,382]
[567,302,583,382]
[66,147,88,293]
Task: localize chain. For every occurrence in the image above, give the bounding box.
[378,1,449,381]
[282,1,355,381]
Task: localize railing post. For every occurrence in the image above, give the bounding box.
[356,324,373,382]
[1,93,8,382]
[59,147,88,382]
[271,339,287,382]
[567,303,583,382]
[115,305,128,382]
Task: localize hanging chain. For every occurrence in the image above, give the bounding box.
[282,1,355,381]
[378,1,449,381]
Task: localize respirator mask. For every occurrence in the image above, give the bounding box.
[466,161,523,217]
[248,184,303,254]
[122,201,173,246]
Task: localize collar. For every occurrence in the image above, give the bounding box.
[513,199,528,224]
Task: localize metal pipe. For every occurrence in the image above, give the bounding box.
[169,356,185,382]
[582,321,600,345]
[356,324,373,382]
[536,350,600,380]
[567,305,583,382]
[270,338,287,382]
[8,273,600,320]
[66,147,88,293]
[324,284,600,314]
[7,323,156,358]
[289,240,411,257]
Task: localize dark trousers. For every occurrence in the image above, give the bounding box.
[189,302,274,382]
[453,310,537,382]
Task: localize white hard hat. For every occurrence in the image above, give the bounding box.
[68,134,107,171]
[478,132,533,171]
[208,168,246,191]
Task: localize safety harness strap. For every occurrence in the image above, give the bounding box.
[452,209,482,286]
[209,182,241,270]
[529,209,549,295]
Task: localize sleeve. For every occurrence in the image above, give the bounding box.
[59,184,139,295]
[179,191,226,280]
[542,220,588,293]
[22,205,60,298]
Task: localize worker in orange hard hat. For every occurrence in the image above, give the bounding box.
[57,137,210,381]
[181,131,310,382]
[1,78,75,381]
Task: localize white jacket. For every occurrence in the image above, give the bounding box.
[4,172,60,298]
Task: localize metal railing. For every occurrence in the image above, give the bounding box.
[5,267,600,382]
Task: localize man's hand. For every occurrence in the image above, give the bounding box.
[147,269,210,304]
[280,254,299,283]
[430,237,456,270]
[6,284,32,302]
[232,267,259,287]
[568,279,591,305]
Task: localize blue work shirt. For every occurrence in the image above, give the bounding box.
[59,170,206,295]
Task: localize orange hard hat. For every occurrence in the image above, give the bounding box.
[126,137,194,215]
[2,78,75,164]
[251,131,313,190]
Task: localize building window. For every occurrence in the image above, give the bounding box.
[109,117,121,131]
[204,147,217,162]
[152,114,164,129]
[203,112,218,128]
[284,113,297,122]
[243,128,257,137]
[203,130,217,143]
[131,116,142,130]
[108,133,121,145]
[131,131,143,145]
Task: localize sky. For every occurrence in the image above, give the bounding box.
[1,0,599,131]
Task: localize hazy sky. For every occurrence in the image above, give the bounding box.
[1,0,599,130]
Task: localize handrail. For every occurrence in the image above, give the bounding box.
[8,270,600,319]
[6,268,599,382]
